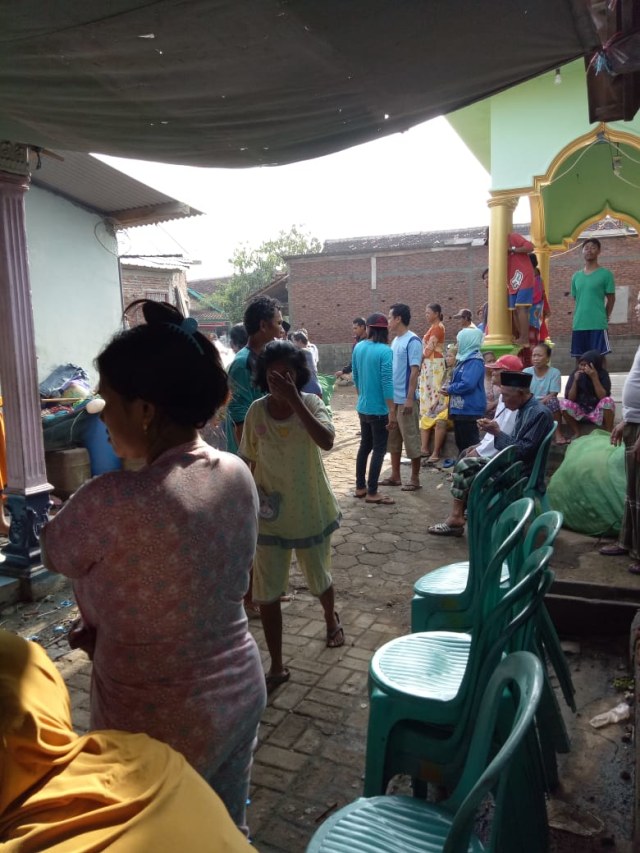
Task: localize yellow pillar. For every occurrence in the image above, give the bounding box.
[529,192,550,301]
[484,196,518,351]
[537,250,550,298]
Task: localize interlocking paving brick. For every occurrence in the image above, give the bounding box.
[270,683,310,711]
[295,700,347,724]
[315,666,351,691]
[255,744,309,773]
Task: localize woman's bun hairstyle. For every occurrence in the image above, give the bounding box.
[97,300,228,429]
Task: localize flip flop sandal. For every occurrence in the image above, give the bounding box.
[380,478,402,487]
[401,483,422,491]
[353,490,367,499]
[428,522,465,537]
[265,668,290,691]
[599,544,628,556]
[628,564,640,575]
[326,612,345,648]
[441,458,456,469]
[365,495,395,505]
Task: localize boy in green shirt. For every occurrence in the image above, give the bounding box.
[570,238,615,363]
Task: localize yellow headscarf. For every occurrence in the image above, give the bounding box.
[0,631,253,852]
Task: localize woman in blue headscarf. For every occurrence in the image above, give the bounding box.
[443,327,486,452]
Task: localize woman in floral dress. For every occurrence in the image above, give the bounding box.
[419,303,446,455]
[40,300,266,837]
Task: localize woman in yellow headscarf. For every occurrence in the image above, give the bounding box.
[0,630,253,852]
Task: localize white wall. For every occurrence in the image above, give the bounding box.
[25,186,123,385]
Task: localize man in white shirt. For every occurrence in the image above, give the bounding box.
[383,303,422,491]
[600,291,640,573]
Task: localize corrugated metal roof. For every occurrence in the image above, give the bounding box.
[30,151,202,227]
[317,225,530,256]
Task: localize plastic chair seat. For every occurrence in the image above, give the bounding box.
[307,795,484,852]
[371,632,471,703]
[414,562,510,597]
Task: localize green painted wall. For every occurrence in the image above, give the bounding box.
[449,59,640,192]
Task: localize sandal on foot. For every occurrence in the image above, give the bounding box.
[265,668,290,691]
[353,489,367,499]
[628,564,640,575]
[365,494,395,505]
[599,543,628,556]
[326,612,345,648]
[428,522,465,537]
[401,483,422,491]
[380,478,402,487]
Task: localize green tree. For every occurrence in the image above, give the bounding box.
[213,225,321,323]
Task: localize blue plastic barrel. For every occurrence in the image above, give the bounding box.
[82,413,122,475]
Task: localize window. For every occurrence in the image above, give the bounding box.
[145,289,169,302]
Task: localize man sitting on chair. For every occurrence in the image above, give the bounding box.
[428,370,553,537]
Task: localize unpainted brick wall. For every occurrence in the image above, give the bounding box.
[290,234,640,373]
[120,267,188,311]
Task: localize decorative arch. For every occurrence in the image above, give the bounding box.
[530,122,640,249]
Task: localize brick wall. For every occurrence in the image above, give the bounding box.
[120,266,188,321]
[289,234,640,372]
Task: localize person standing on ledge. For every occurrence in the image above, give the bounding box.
[506,231,535,346]
[570,238,615,364]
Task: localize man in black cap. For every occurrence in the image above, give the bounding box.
[428,370,553,536]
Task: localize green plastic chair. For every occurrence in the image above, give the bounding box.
[523,423,557,512]
[307,652,545,853]
[411,451,528,633]
[505,509,574,711]
[412,497,534,633]
[364,547,553,797]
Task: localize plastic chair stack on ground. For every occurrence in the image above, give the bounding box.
[411,446,527,634]
[413,496,534,634]
[363,545,553,800]
[504,509,574,791]
[523,423,557,513]
[307,652,545,853]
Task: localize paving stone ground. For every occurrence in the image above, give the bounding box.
[40,385,634,851]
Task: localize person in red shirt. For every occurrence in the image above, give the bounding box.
[507,232,535,345]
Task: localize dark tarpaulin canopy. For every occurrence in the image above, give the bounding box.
[0,1,598,168]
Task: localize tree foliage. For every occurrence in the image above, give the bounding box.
[212,225,321,323]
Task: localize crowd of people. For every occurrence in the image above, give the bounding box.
[0,231,628,843]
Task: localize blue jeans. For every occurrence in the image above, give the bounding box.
[356,413,389,494]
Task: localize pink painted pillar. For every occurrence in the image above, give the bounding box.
[0,142,51,578]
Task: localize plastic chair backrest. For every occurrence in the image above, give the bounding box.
[454,548,551,759]
[509,510,563,587]
[477,546,553,660]
[478,497,534,613]
[468,461,525,571]
[442,651,544,853]
[524,423,557,500]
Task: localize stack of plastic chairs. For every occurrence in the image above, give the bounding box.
[307,652,545,853]
[363,544,553,798]
[523,423,557,513]
[411,446,527,634]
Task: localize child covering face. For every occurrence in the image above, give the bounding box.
[239,341,344,690]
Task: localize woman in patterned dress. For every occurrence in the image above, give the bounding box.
[40,300,266,836]
[419,303,446,455]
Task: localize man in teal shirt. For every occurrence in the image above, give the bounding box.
[570,238,615,362]
[227,296,283,453]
